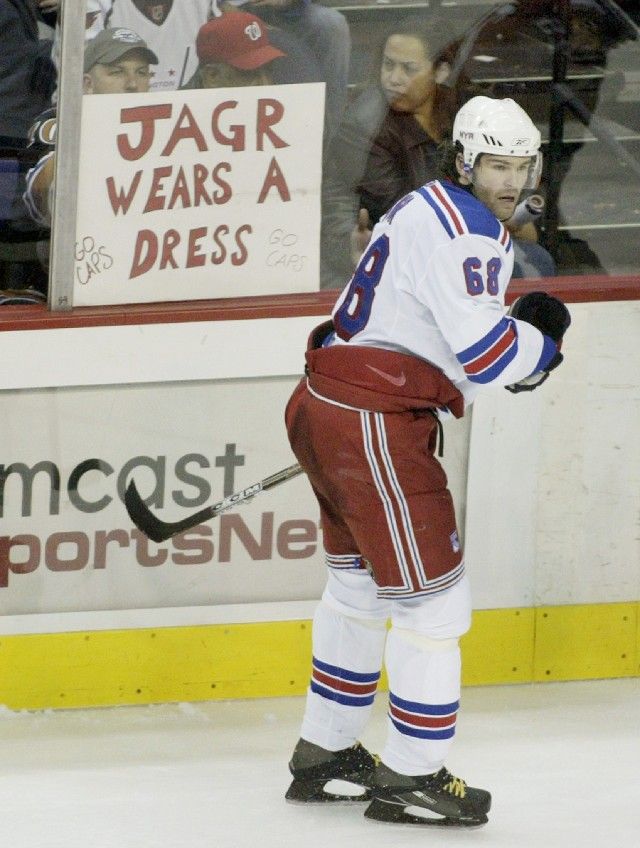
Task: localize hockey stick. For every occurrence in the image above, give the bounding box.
[124,463,304,543]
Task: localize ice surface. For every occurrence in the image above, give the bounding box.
[1,679,639,847]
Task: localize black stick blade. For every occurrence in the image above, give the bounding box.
[125,480,219,543]
[124,480,182,543]
[124,463,304,544]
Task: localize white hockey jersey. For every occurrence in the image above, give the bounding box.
[331,180,558,408]
[53,1,219,91]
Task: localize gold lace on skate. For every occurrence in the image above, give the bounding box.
[442,773,467,798]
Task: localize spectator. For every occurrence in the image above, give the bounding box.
[321,17,555,288]
[82,26,157,95]
[53,1,218,92]
[182,11,286,89]
[22,28,157,273]
[320,18,464,287]
[0,0,56,148]
[225,0,350,144]
[0,0,57,293]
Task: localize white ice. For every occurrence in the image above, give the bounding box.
[1,679,639,847]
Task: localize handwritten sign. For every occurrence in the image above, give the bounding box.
[74,84,325,305]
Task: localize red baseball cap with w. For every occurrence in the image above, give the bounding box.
[196,11,285,70]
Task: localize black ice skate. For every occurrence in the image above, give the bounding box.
[285,738,377,803]
[364,762,491,827]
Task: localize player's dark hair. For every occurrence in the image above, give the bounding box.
[437,139,480,193]
[437,140,462,183]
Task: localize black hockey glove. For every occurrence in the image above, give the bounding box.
[508,291,571,342]
[505,292,570,393]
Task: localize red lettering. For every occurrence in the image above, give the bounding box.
[218,512,274,562]
[211,225,228,265]
[105,170,142,215]
[143,166,173,213]
[231,224,252,266]
[93,529,130,569]
[211,162,232,203]
[160,229,180,270]
[129,229,158,279]
[257,157,290,203]
[161,104,207,156]
[168,166,191,210]
[193,164,212,207]
[45,532,89,572]
[172,526,214,565]
[131,529,168,566]
[256,99,288,150]
[0,535,40,587]
[211,101,245,151]
[186,227,208,268]
[276,519,317,559]
[117,104,172,161]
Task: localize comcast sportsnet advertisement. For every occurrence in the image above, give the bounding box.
[0,378,326,615]
[73,84,324,305]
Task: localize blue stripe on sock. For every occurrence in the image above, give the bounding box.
[313,657,381,684]
[389,716,456,740]
[388,693,459,715]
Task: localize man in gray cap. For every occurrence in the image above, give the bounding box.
[82,26,158,94]
[23,28,157,256]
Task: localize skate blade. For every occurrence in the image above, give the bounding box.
[364,799,488,828]
[286,778,371,804]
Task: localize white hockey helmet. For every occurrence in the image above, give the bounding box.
[453,96,542,188]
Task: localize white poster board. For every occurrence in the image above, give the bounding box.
[73,84,325,305]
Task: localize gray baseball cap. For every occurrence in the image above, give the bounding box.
[83,27,159,73]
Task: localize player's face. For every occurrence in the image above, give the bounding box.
[468,154,533,220]
[83,52,152,94]
[200,63,270,89]
[380,35,435,110]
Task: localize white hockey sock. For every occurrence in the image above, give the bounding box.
[300,600,387,751]
[381,626,462,776]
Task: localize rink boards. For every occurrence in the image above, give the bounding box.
[0,284,638,708]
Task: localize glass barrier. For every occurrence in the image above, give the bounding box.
[0,0,57,303]
[320,0,640,287]
[2,1,639,307]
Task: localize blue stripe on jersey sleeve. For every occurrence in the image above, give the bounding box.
[457,317,513,364]
[533,333,559,373]
[456,317,519,384]
[468,341,519,383]
[417,186,455,239]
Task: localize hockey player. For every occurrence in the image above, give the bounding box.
[283,96,570,827]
